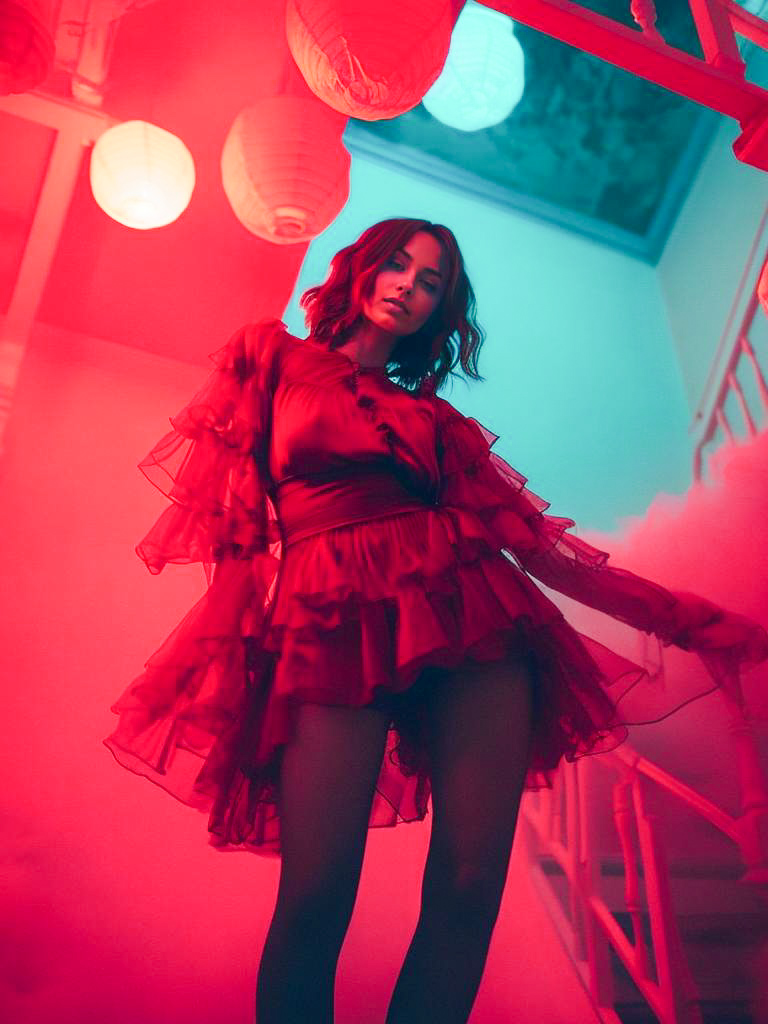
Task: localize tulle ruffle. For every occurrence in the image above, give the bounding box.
[260,499,653,765]
[433,396,768,713]
[135,320,285,584]
[105,500,653,857]
[104,327,768,858]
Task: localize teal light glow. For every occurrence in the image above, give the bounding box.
[421,0,525,133]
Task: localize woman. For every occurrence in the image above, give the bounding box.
[104,217,768,1024]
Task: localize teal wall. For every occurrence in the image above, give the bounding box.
[282,155,690,533]
[655,44,768,474]
[657,51,768,422]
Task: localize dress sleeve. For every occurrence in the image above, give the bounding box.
[434,395,768,709]
[135,319,285,586]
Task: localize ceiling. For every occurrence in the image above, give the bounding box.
[0,0,756,366]
[348,0,723,255]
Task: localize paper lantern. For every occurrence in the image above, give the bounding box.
[89,120,196,230]
[221,96,350,244]
[0,0,54,95]
[422,1,525,132]
[285,0,453,121]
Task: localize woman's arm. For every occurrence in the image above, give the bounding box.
[135,319,286,584]
[433,395,768,700]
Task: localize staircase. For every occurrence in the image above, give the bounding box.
[518,181,768,1024]
[530,849,767,1023]
[521,715,768,1024]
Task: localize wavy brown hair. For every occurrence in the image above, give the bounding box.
[299,217,485,392]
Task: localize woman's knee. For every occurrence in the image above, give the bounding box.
[420,857,508,934]
[274,861,361,939]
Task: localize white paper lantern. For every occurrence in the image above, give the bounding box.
[89,120,196,230]
[221,96,350,244]
[422,1,525,132]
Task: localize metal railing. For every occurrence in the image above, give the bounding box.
[520,129,768,1020]
[485,0,768,172]
[692,208,768,481]
[521,681,768,1022]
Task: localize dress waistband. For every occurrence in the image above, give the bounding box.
[275,468,429,547]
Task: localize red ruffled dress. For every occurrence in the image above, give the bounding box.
[104,320,768,857]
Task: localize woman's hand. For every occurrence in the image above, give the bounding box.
[667,590,768,664]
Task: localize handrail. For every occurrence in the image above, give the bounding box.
[693,205,768,432]
[522,680,768,1021]
[610,746,737,842]
[485,0,768,171]
[523,759,701,1022]
[691,207,768,481]
[692,253,768,481]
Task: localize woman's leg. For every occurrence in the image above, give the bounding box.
[386,651,535,1024]
[256,701,391,1024]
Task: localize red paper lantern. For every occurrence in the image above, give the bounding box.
[285,0,453,121]
[221,95,350,244]
[0,0,54,96]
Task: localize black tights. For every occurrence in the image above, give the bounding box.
[255,653,534,1024]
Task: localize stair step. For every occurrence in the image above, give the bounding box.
[538,855,765,915]
[534,855,767,1013]
[607,912,766,1010]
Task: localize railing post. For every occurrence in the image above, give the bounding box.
[576,757,616,1011]
[715,404,736,446]
[631,777,704,1024]
[727,368,758,437]
[526,732,767,1023]
[740,332,768,418]
[613,766,651,981]
[689,0,748,76]
[630,0,664,43]
[565,761,587,960]
[721,691,768,885]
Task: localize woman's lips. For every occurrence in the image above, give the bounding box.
[384,299,408,314]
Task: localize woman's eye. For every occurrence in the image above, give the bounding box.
[387,259,437,293]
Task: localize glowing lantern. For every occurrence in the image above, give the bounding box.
[285,0,454,121]
[0,0,55,95]
[422,1,525,132]
[89,120,196,230]
[221,96,350,244]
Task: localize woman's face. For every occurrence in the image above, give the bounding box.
[361,231,448,337]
